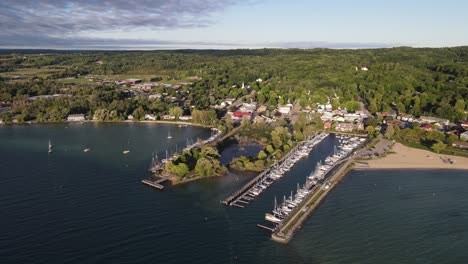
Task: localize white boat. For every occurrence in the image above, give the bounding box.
[122,150,130,154]
[48,139,53,154]
[265,213,282,224]
[167,129,172,139]
[84,148,90,152]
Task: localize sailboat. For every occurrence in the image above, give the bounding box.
[167,129,172,139]
[48,139,53,154]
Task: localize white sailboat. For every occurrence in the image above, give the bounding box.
[48,139,52,154]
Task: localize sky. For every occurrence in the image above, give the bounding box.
[0,0,467,49]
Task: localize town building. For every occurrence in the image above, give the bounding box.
[461,131,468,140]
[419,116,449,127]
[179,115,192,121]
[144,114,156,121]
[277,105,292,115]
[335,122,364,132]
[67,114,86,122]
[452,141,468,149]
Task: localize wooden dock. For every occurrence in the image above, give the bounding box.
[142,178,167,190]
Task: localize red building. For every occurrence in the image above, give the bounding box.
[233,112,252,118]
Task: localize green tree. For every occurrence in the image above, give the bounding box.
[384,125,394,139]
[431,142,446,153]
[257,150,267,160]
[169,106,183,120]
[132,106,145,121]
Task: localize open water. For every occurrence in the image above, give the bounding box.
[0,123,467,263]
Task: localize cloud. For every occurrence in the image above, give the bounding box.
[0,0,243,44]
[0,0,395,49]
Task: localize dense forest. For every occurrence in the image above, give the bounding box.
[0,47,467,123]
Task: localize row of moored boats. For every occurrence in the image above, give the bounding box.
[245,132,329,199]
[264,134,367,225]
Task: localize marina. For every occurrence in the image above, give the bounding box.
[265,135,371,243]
[223,132,330,207]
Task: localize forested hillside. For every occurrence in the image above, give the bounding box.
[0,47,467,122]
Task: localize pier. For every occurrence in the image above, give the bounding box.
[271,140,373,243]
[142,178,168,190]
[222,133,324,207]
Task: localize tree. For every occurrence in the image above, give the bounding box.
[257,150,267,160]
[169,106,183,120]
[132,106,145,121]
[431,142,446,153]
[366,126,376,138]
[384,125,395,139]
[195,157,213,177]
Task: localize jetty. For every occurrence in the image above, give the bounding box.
[270,138,374,244]
[142,178,168,190]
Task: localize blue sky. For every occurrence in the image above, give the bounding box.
[0,0,466,49]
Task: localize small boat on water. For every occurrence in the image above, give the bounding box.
[48,139,53,154]
[167,129,172,139]
[123,150,130,154]
[84,148,91,152]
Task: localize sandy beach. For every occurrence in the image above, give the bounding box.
[355,143,468,170]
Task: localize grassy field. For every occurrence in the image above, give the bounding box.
[0,67,64,79]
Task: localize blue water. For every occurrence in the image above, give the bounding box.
[0,124,467,263]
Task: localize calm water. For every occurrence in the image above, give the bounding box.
[0,124,467,264]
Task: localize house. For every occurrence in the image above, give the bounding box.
[320,112,333,122]
[179,115,192,121]
[233,112,252,119]
[277,105,292,115]
[126,79,142,85]
[419,116,449,126]
[461,122,468,129]
[67,114,86,122]
[256,78,263,82]
[149,94,163,100]
[334,116,345,122]
[421,124,433,131]
[335,122,355,132]
[361,67,369,71]
[239,102,257,113]
[127,115,134,120]
[398,113,415,122]
[324,121,332,130]
[162,115,175,120]
[461,131,468,140]
[452,141,468,149]
[344,113,361,122]
[144,114,156,121]
[224,98,236,105]
[335,122,364,132]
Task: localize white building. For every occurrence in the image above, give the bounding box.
[277,105,292,115]
[239,102,257,113]
[179,115,192,121]
[461,131,468,140]
[144,114,156,121]
[149,94,163,100]
[361,67,369,71]
[67,114,85,122]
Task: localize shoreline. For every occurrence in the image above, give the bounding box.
[354,142,468,170]
[0,119,213,128]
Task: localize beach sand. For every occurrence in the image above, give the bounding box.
[355,143,468,170]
